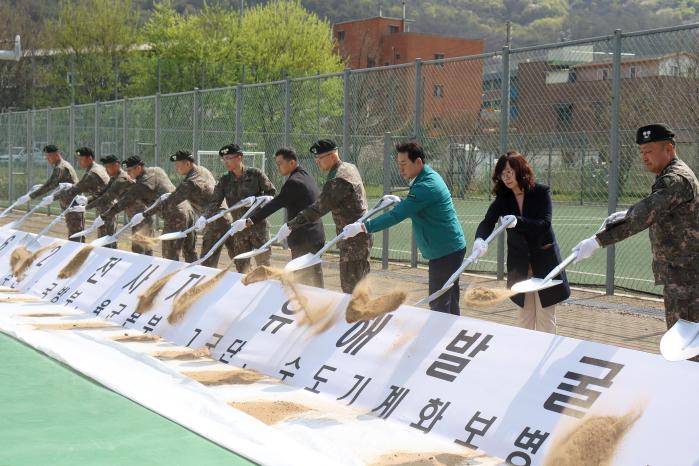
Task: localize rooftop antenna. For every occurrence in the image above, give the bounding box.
[402,1,407,32]
[378,1,383,17]
[0,35,21,62]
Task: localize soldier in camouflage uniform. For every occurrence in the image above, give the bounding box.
[101,156,197,262]
[28,144,80,241]
[573,125,699,360]
[54,147,109,243]
[155,150,228,267]
[279,139,370,293]
[86,155,153,254]
[201,144,276,272]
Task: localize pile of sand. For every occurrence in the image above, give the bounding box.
[136,269,179,314]
[57,246,95,279]
[463,286,516,307]
[11,242,60,279]
[368,452,479,466]
[19,312,73,317]
[0,295,41,303]
[345,276,407,323]
[0,287,20,293]
[110,333,161,343]
[129,233,160,249]
[151,348,211,360]
[9,246,31,274]
[181,368,268,386]
[228,400,313,425]
[542,409,642,466]
[170,267,231,324]
[33,321,115,331]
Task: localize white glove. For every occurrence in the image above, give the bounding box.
[342,221,367,238]
[68,204,85,213]
[472,238,488,259]
[257,195,274,205]
[130,212,145,226]
[240,196,256,208]
[58,182,73,191]
[16,194,31,205]
[30,184,42,193]
[572,236,601,263]
[38,195,54,207]
[230,218,248,233]
[159,192,172,202]
[73,194,88,206]
[277,223,292,241]
[381,194,402,205]
[194,215,208,231]
[501,215,517,228]
[93,216,105,228]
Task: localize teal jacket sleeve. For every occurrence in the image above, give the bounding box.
[364,185,432,233]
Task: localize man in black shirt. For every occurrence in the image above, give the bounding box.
[247,148,326,287]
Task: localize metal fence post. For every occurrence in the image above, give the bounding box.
[26,110,32,192]
[235,83,243,144]
[606,29,623,296]
[193,88,200,157]
[7,113,12,203]
[382,132,392,270]
[496,46,511,281]
[69,103,76,166]
[94,101,100,154]
[122,97,128,161]
[411,58,423,268]
[342,68,350,161]
[283,78,291,147]
[154,92,161,166]
[316,71,321,140]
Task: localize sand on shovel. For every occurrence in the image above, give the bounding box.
[110,333,161,343]
[150,347,211,360]
[228,400,313,425]
[12,242,60,279]
[181,368,268,386]
[345,276,408,323]
[542,408,643,466]
[57,246,95,279]
[129,232,160,250]
[136,269,179,314]
[33,321,116,331]
[463,286,516,308]
[368,451,479,466]
[169,266,232,324]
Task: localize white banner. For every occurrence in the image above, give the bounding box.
[1,229,697,466]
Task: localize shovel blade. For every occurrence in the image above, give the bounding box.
[234,247,270,260]
[415,284,453,306]
[69,228,94,239]
[90,235,117,248]
[511,278,562,294]
[284,253,321,272]
[660,319,699,361]
[157,231,187,241]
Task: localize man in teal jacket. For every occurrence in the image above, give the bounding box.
[343,141,467,315]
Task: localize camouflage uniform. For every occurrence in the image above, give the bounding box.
[287,161,370,293]
[102,167,196,262]
[203,166,276,272]
[157,164,229,267]
[596,158,699,336]
[29,157,80,241]
[86,168,153,254]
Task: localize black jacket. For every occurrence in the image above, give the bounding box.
[475,183,570,308]
[249,165,325,248]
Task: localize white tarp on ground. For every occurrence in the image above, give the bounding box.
[0,229,697,466]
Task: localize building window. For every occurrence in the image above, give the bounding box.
[434,84,444,98]
[389,25,399,34]
[671,65,680,76]
[337,30,345,42]
[434,53,445,60]
[599,69,609,80]
[367,56,376,68]
[556,103,574,131]
[629,66,637,78]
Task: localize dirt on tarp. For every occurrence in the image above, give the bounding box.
[151,348,211,361]
[463,286,516,307]
[228,400,313,425]
[345,276,407,323]
[181,368,269,386]
[19,312,74,317]
[111,333,161,343]
[33,321,116,331]
[170,267,231,324]
[57,246,95,279]
[542,408,643,466]
[136,270,179,314]
[241,265,284,286]
[368,451,481,466]
[0,295,41,303]
[9,246,30,274]
[11,242,60,279]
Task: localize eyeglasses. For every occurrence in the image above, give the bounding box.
[500,169,516,179]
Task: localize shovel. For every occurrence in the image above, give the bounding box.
[660,319,699,361]
[1,186,65,231]
[510,251,576,294]
[233,231,281,261]
[185,196,270,268]
[0,184,43,218]
[69,216,106,240]
[22,196,86,251]
[89,197,163,248]
[284,197,399,273]
[414,217,515,306]
[157,197,257,241]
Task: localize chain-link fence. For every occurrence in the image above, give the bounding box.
[3,24,699,296]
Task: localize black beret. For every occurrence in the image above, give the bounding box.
[122,155,145,168]
[43,144,59,153]
[76,147,95,158]
[310,139,337,156]
[636,124,675,145]
[219,144,242,157]
[169,150,194,162]
[100,154,120,164]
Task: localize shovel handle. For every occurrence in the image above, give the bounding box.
[543,252,577,283]
[357,198,398,223]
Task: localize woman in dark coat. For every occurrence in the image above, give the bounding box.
[473,151,570,333]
